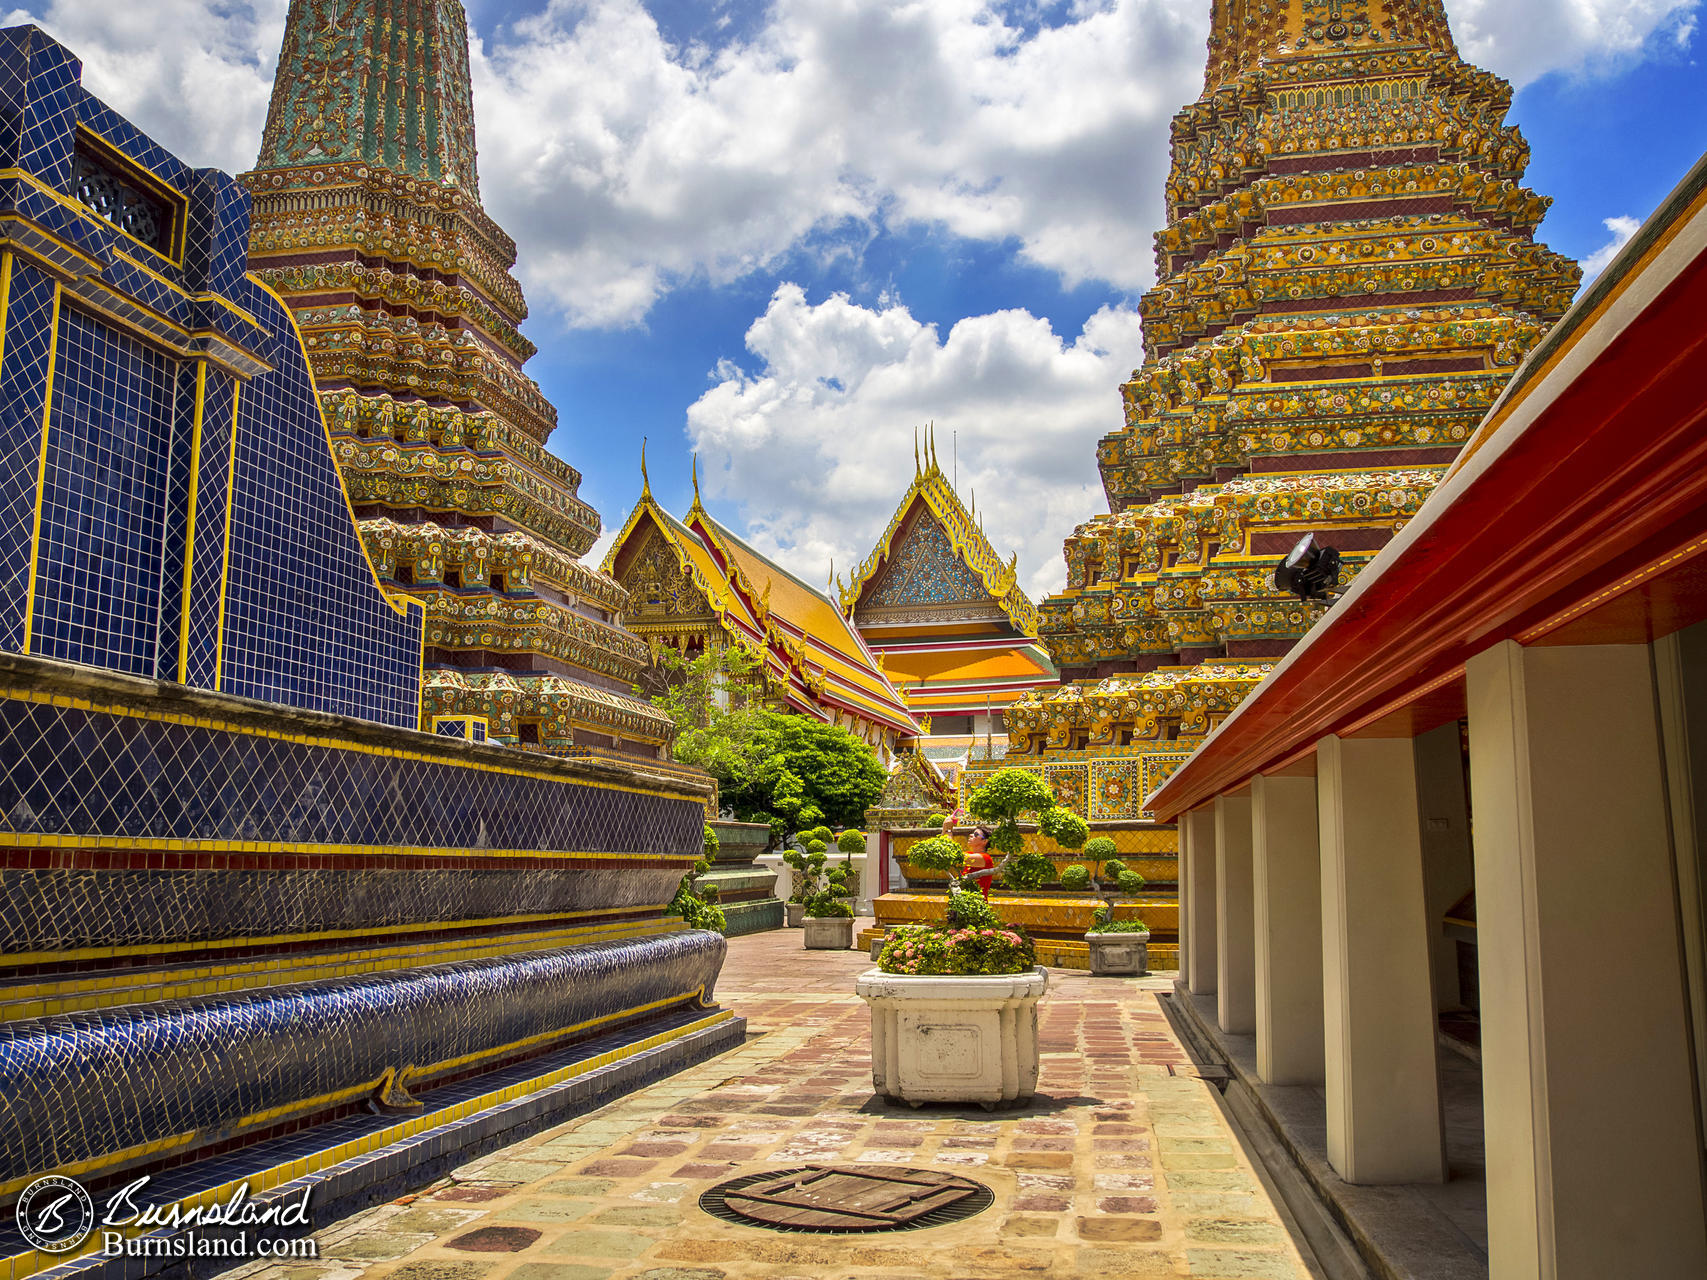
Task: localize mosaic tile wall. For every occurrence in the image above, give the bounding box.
[0,929,726,1186]
[0,29,738,1259]
[0,25,422,729]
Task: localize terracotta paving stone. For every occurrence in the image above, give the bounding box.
[252,927,1312,1280]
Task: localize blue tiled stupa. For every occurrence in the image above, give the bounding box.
[0,25,739,1280]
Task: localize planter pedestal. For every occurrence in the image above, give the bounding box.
[1085,932,1150,976]
[804,916,854,950]
[855,967,1047,1109]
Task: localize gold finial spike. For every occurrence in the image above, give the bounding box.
[928,421,937,473]
[914,426,921,476]
[970,487,975,516]
[690,453,703,510]
[639,437,651,499]
[828,557,836,590]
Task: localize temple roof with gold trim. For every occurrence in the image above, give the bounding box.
[604,460,920,740]
[840,427,1039,637]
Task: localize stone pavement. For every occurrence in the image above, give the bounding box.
[240,928,1315,1280]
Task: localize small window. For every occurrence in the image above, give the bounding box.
[444,567,463,590]
[517,720,543,746]
[491,571,509,593]
[395,562,415,586]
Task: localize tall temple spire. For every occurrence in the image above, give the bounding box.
[1204,0,1457,94]
[258,0,482,199]
[243,0,676,756]
[985,0,1577,820]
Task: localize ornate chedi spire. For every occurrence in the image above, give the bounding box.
[242,0,675,755]
[989,0,1578,817]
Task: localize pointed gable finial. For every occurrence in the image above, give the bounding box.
[640,436,652,500]
[828,557,836,590]
[913,425,921,476]
[927,421,937,473]
[690,452,703,511]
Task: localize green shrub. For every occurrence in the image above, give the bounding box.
[666,857,727,934]
[703,824,720,859]
[837,829,866,853]
[968,769,1056,854]
[806,838,827,855]
[1082,836,1118,862]
[1060,863,1092,892]
[1102,858,1127,881]
[946,888,1001,929]
[906,834,964,871]
[997,851,1055,891]
[1117,869,1146,897]
[1088,917,1150,935]
[925,812,948,827]
[1039,807,1089,850]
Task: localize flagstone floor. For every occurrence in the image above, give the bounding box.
[243,927,1315,1280]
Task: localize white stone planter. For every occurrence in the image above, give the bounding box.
[804,915,854,950]
[1084,932,1150,976]
[855,966,1047,1109]
[785,901,805,928]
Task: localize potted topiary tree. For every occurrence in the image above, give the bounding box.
[855,769,1087,1110]
[783,833,830,927]
[1083,850,1150,976]
[803,857,856,949]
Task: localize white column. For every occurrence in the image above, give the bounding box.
[1184,806,1218,996]
[1215,792,1255,1035]
[1251,773,1325,1085]
[1467,641,1707,1280]
[1317,734,1445,1185]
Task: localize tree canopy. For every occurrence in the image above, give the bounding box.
[644,643,886,836]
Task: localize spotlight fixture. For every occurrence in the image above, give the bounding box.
[1274,533,1343,602]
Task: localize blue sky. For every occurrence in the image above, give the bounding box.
[10,0,1706,598]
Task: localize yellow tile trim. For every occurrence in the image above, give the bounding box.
[0,250,14,371]
[0,905,685,968]
[19,282,61,655]
[0,919,685,1019]
[212,380,240,688]
[0,998,729,1214]
[175,362,208,683]
[0,684,705,804]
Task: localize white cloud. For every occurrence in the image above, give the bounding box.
[686,284,1142,599]
[2,0,1697,329]
[1580,214,1642,279]
[1450,0,1698,88]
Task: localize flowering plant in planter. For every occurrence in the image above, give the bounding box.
[877,923,1036,975]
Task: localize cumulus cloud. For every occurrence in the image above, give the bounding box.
[1580,214,1642,279]
[2,0,1697,328]
[1450,0,1698,88]
[470,0,1205,327]
[686,284,1143,599]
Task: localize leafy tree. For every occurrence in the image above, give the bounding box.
[643,647,884,838]
[723,714,885,834]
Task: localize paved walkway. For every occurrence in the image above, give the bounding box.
[252,928,1315,1280]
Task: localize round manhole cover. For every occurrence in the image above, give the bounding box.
[699,1165,994,1233]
